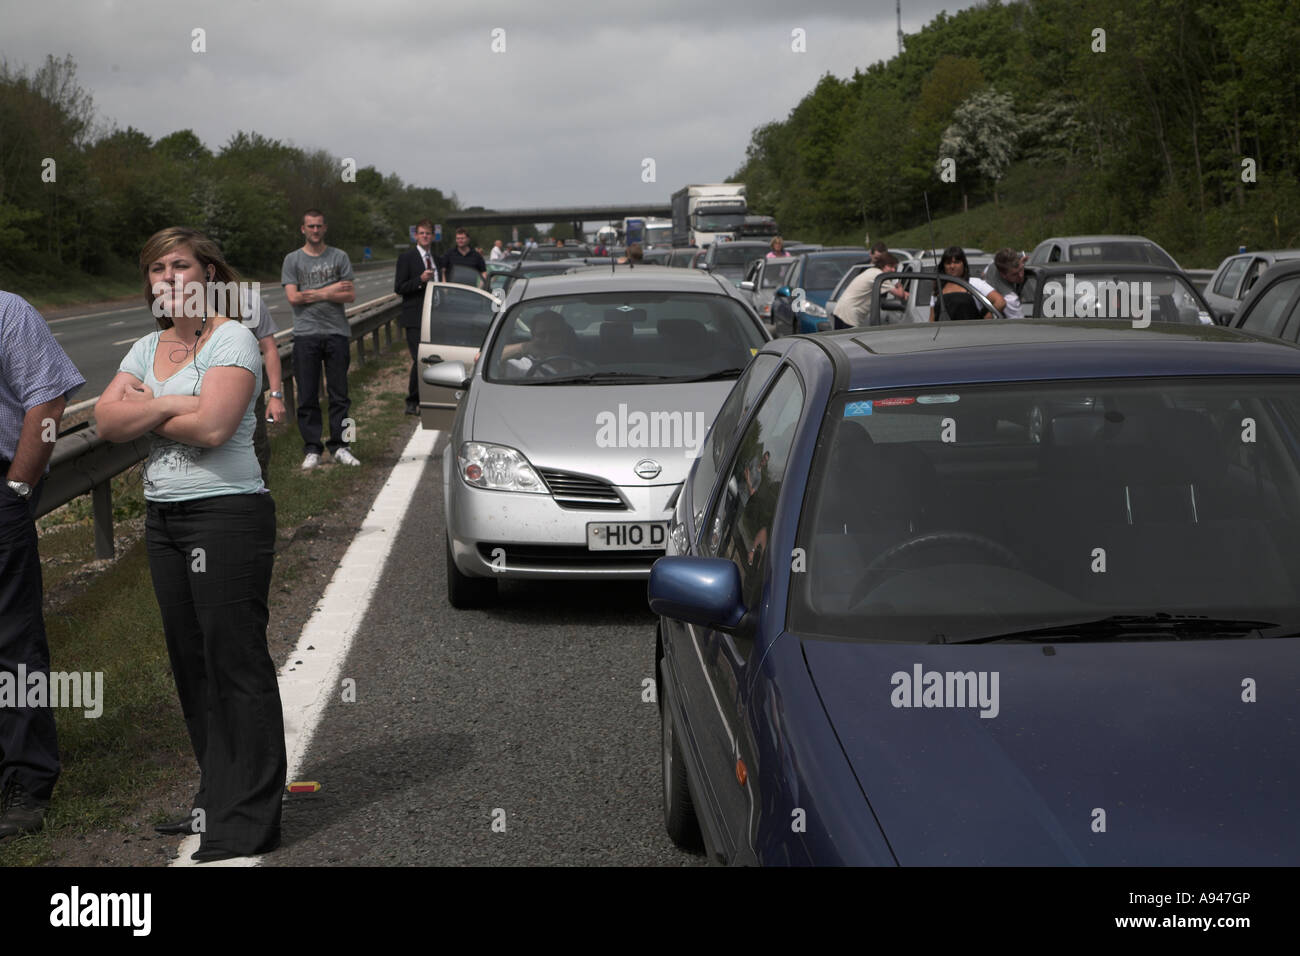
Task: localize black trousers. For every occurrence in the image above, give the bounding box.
[293,334,351,455]
[405,325,420,405]
[145,493,285,855]
[0,475,58,802]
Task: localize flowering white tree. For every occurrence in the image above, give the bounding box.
[935,89,1021,209]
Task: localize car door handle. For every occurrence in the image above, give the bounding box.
[421,354,443,365]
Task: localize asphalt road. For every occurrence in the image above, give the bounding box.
[46,263,398,401]
[267,427,703,866]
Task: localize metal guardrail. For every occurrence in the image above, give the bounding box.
[42,293,403,557]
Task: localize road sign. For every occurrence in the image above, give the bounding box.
[434,223,443,241]
[409,225,417,242]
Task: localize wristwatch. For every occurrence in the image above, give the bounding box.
[6,479,32,500]
[270,391,284,399]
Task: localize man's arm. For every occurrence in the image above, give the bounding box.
[259,335,286,423]
[318,280,355,304]
[395,250,422,295]
[5,396,67,485]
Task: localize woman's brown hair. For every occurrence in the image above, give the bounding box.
[140,227,244,330]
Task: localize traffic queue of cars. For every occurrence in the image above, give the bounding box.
[419,233,1300,866]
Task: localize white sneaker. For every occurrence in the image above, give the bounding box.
[301,452,321,470]
[333,447,361,467]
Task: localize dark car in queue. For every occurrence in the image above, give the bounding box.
[651,319,1300,865]
[770,249,872,335]
[702,240,776,286]
[1017,264,1215,326]
[668,247,702,268]
[1231,259,1300,342]
[1206,249,1300,324]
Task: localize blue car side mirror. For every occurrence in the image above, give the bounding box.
[775,286,791,298]
[648,557,746,630]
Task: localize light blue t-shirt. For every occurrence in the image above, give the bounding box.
[118,321,264,502]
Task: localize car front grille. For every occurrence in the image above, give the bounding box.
[537,468,627,511]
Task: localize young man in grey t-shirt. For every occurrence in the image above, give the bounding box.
[281,209,358,469]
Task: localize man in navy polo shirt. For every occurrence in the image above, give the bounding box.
[0,290,85,840]
[442,228,488,287]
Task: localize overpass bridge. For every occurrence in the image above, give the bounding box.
[448,203,673,236]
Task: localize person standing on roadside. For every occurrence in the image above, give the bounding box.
[241,291,287,486]
[489,239,505,262]
[0,291,84,841]
[442,228,487,287]
[281,210,359,469]
[983,248,1028,319]
[394,220,441,416]
[95,227,285,862]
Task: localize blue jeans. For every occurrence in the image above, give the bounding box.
[293,334,351,455]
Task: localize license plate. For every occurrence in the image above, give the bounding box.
[587,521,668,551]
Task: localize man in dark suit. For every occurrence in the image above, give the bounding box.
[395,220,440,415]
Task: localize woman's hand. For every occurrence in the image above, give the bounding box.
[123,382,154,402]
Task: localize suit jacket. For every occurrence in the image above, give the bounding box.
[395,246,441,329]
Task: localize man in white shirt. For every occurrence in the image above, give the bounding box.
[833,253,909,328]
[489,240,505,261]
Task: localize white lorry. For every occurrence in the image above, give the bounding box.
[671,184,747,248]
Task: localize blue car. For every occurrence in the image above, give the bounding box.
[770,249,871,335]
[650,320,1300,865]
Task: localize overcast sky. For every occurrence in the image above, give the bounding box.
[3,0,975,213]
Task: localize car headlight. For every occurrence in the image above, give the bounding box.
[798,300,827,318]
[457,442,547,493]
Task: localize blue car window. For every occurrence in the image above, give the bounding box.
[690,354,780,536]
[703,367,804,610]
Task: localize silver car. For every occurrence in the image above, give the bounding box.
[421,268,770,607]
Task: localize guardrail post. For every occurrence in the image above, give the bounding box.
[357,334,366,366]
[384,320,393,346]
[92,480,114,558]
[371,327,381,353]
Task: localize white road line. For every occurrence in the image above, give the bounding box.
[109,320,125,327]
[111,337,138,346]
[172,424,440,867]
[47,304,141,324]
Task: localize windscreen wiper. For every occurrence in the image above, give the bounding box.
[530,372,680,385]
[938,614,1282,645]
[676,367,747,382]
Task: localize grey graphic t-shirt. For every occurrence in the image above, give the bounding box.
[280,246,354,336]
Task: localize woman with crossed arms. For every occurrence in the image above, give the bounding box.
[96,226,285,863]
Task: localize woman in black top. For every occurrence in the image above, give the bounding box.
[928,246,1006,321]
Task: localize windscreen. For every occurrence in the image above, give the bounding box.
[484,291,766,384]
[1023,272,1212,325]
[790,379,1300,642]
[694,213,745,232]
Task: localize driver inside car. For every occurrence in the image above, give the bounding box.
[502,310,580,376]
